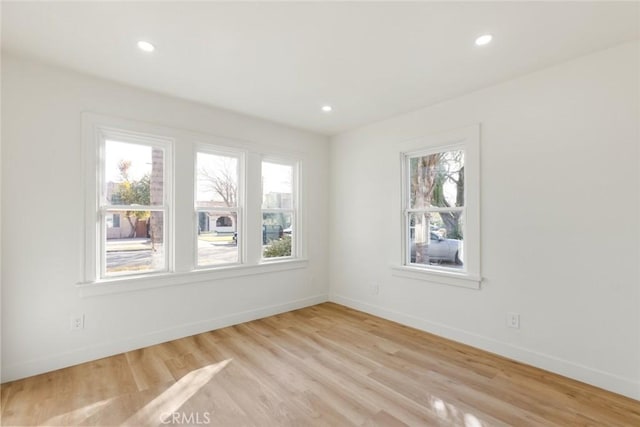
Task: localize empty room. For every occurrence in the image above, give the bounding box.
[1,1,639,426]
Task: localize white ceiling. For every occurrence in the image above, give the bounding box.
[2,2,639,136]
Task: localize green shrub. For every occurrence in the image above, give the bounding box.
[263,235,292,258]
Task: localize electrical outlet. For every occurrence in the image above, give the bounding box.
[507,312,520,329]
[71,314,85,331]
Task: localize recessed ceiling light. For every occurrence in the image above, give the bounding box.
[137,40,155,52]
[475,34,493,46]
[321,105,333,113]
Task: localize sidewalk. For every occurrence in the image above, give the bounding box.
[106,238,151,252]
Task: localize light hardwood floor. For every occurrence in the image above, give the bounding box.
[1,303,639,426]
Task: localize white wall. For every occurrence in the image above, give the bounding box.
[329,41,640,399]
[3,41,639,401]
[1,55,330,381]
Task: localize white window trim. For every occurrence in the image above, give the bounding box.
[394,124,482,290]
[77,259,309,298]
[80,113,308,297]
[82,114,175,282]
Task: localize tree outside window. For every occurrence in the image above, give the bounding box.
[407,149,465,268]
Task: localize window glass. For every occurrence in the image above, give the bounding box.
[262,161,295,259]
[103,139,166,277]
[104,140,164,206]
[197,211,239,266]
[262,162,293,209]
[105,211,165,275]
[196,152,238,206]
[196,152,240,267]
[262,212,293,258]
[407,149,465,270]
[101,140,167,276]
[408,212,464,268]
[410,150,464,209]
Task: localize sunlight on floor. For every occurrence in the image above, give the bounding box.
[464,413,484,427]
[431,397,449,418]
[43,396,117,425]
[123,358,232,426]
[430,395,486,426]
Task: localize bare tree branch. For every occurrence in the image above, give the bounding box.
[198,159,237,207]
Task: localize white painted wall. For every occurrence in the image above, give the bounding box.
[0,55,330,381]
[329,41,640,399]
[3,41,639,401]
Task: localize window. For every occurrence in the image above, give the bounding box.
[397,125,480,289]
[407,149,465,269]
[82,113,307,295]
[100,135,171,278]
[262,160,297,259]
[195,150,242,267]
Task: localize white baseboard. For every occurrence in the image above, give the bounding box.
[2,294,329,383]
[330,293,640,401]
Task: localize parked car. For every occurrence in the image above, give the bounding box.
[411,232,462,265]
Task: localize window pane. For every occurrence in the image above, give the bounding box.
[105,140,164,206]
[409,150,464,209]
[409,211,463,268]
[105,211,165,274]
[197,211,239,266]
[262,162,293,209]
[196,152,238,207]
[262,212,292,258]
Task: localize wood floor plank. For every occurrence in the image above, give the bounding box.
[2,302,639,426]
[124,347,175,391]
[198,326,341,425]
[226,325,365,425]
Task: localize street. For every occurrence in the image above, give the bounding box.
[106,237,238,273]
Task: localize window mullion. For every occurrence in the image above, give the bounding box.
[406,207,465,214]
[103,205,167,212]
[196,207,238,213]
[261,208,293,214]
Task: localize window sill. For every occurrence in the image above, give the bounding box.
[77,259,309,297]
[391,265,482,290]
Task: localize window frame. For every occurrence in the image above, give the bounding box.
[193,144,246,269]
[260,157,300,261]
[394,125,481,289]
[85,120,174,281]
[80,113,307,296]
